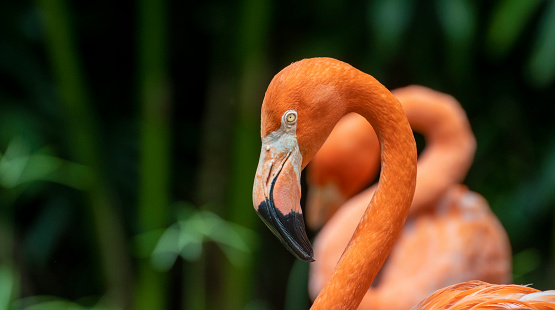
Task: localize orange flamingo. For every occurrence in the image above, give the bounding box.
[252,58,555,309]
[307,86,512,309]
[306,85,478,227]
[305,112,380,229]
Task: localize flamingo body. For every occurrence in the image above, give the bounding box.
[310,185,512,309]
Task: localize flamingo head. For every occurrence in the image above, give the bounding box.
[252,58,350,262]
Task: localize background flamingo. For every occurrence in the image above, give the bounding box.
[307,86,511,309]
[307,85,478,225]
[252,58,555,309]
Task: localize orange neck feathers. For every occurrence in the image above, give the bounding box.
[255,58,417,309]
[310,70,417,308]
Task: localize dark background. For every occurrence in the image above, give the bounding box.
[1,0,554,309]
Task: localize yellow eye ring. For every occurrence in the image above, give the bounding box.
[286,112,297,123]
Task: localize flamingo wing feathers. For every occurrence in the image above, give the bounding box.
[414,281,555,310]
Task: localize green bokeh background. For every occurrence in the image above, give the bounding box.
[1,0,555,309]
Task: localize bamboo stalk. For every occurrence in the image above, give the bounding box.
[184,255,206,310]
[36,0,132,308]
[134,0,171,308]
[219,0,273,308]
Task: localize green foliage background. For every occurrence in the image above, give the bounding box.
[1,0,555,309]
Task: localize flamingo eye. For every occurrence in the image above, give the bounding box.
[285,111,297,123]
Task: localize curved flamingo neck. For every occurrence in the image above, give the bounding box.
[309,62,417,309]
[392,86,476,214]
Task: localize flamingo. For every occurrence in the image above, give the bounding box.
[252,57,555,309]
[305,112,379,229]
[306,85,478,227]
[307,86,512,309]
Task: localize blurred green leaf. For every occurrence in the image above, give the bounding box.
[0,137,91,191]
[526,0,555,87]
[152,225,191,269]
[486,0,543,59]
[147,203,258,271]
[0,137,30,189]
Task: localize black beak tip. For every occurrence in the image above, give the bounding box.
[256,199,314,262]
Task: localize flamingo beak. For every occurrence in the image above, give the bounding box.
[252,139,314,262]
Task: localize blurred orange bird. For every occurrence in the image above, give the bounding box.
[307,86,512,309]
[252,58,555,309]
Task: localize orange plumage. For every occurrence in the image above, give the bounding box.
[415,281,555,310]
